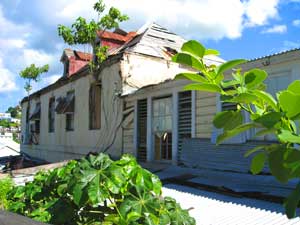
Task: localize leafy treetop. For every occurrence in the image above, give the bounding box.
[57,0,129,68]
[19,64,49,95]
[173,40,300,219]
[6,106,21,118]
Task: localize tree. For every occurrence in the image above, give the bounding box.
[19,64,49,142]
[173,40,300,218]
[6,106,21,118]
[57,0,128,74]
[20,64,49,97]
[0,120,10,128]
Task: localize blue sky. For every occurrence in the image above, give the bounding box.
[0,0,300,112]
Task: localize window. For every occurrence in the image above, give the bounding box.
[30,102,41,120]
[221,87,237,111]
[49,97,55,132]
[65,91,75,131]
[89,83,101,129]
[152,97,172,132]
[35,120,40,134]
[30,102,41,134]
[66,114,74,131]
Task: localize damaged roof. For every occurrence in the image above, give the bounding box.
[114,22,225,64]
[21,22,225,103]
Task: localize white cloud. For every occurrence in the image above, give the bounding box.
[262,24,287,34]
[244,0,279,27]
[293,19,300,27]
[22,49,54,67]
[45,74,61,85]
[49,0,281,40]
[0,58,17,93]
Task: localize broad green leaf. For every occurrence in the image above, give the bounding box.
[172,53,204,71]
[284,148,300,178]
[183,83,222,93]
[126,211,141,222]
[254,112,281,128]
[216,123,256,144]
[181,40,205,58]
[204,48,220,56]
[279,91,300,118]
[87,173,106,205]
[233,72,243,83]
[251,152,266,174]
[231,93,257,104]
[213,111,243,130]
[278,130,300,144]
[175,73,207,83]
[253,90,277,111]
[284,183,300,219]
[290,120,298,134]
[244,69,267,89]
[215,59,247,76]
[221,79,240,88]
[288,80,300,95]
[255,128,276,137]
[244,146,266,157]
[268,146,290,183]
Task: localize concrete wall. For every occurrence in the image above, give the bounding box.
[21,62,124,162]
[120,52,194,94]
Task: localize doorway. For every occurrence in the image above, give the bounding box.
[152,96,172,161]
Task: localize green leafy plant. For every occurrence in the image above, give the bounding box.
[0,177,13,210]
[19,64,49,144]
[57,0,128,73]
[173,40,300,218]
[7,154,195,225]
[20,64,49,96]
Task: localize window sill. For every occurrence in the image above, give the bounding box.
[66,129,74,132]
[89,128,101,130]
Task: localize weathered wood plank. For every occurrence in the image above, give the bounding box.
[0,211,48,225]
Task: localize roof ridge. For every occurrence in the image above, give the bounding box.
[248,48,300,62]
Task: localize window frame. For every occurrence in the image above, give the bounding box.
[48,97,56,133]
[89,83,101,130]
[65,90,75,132]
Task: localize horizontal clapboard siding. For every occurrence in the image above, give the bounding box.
[195,92,216,138]
[181,138,269,173]
[180,138,297,197]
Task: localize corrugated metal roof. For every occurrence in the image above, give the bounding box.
[248,48,300,62]
[163,184,300,225]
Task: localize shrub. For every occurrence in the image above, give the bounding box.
[0,177,13,209]
[172,40,300,218]
[7,154,195,225]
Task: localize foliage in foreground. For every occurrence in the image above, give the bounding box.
[173,40,300,218]
[0,177,13,209]
[6,154,195,225]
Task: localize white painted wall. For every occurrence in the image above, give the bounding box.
[21,62,124,162]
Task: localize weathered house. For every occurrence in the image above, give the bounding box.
[20,23,224,162]
[21,22,300,170]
